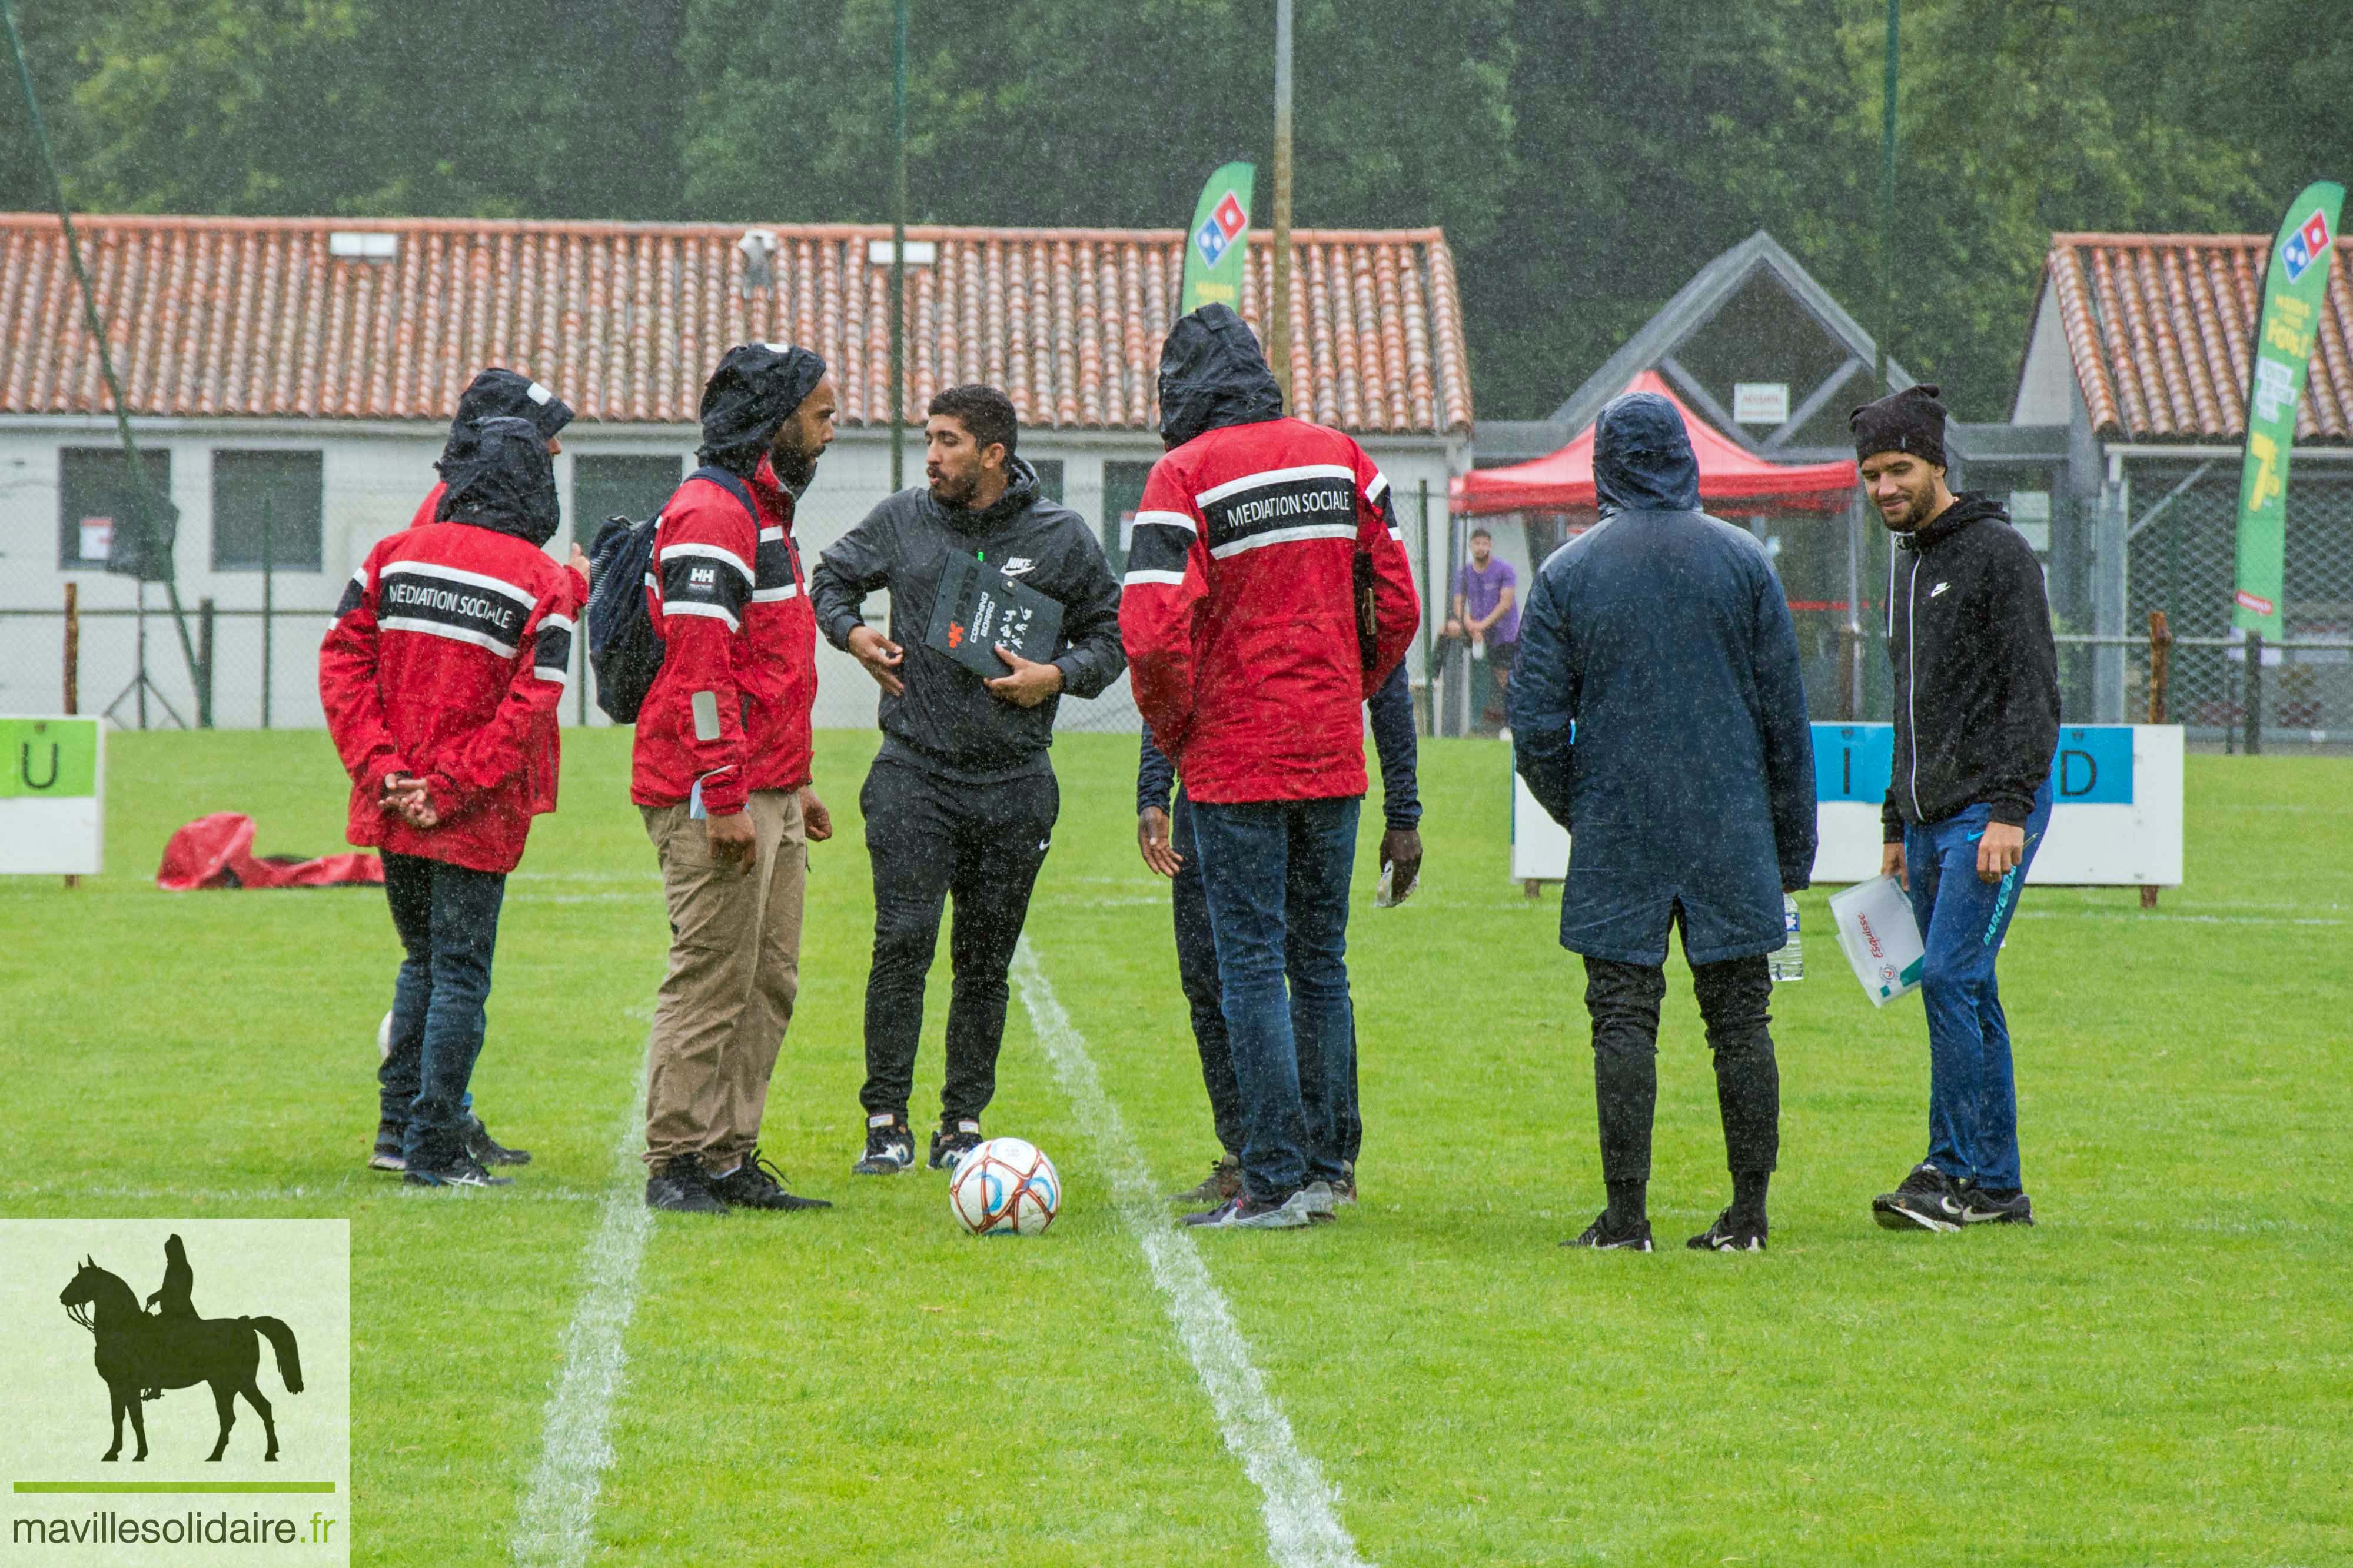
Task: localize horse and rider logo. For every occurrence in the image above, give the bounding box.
[58,1235,303,1463]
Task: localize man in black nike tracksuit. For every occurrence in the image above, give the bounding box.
[810,384,1125,1176]
[1853,384,2061,1234]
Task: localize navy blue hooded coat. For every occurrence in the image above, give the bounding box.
[1508,392,1817,966]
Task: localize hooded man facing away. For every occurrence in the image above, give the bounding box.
[321,417,583,1189]
[1121,304,1420,1231]
[631,343,838,1219]
[1510,391,1816,1254]
[388,367,583,1173]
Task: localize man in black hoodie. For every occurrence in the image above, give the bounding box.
[1855,385,2060,1233]
[810,384,1124,1175]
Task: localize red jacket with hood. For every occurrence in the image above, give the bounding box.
[627,454,817,814]
[1121,307,1420,804]
[320,418,577,873]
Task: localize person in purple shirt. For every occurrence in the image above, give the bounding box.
[1447,526,1519,733]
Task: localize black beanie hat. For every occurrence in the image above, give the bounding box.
[451,367,574,442]
[1850,383,1948,468]
[435,416,561,548]
[697,342,829,467]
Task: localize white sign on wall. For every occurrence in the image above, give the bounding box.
[1511,724,2185,888]
[1733,382,1790,425]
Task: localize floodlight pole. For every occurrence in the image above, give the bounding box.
[889,0,909,492]
[1269,0,1294,411]
[2,0,202,700]
[1874,0,1899,399]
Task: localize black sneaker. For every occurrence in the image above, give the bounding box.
[709,1149,832,1212]
[1168,1156,1242,1205]
[929,1118,983,1171]
[1564,1211,1654,1251]
[368,1120,406,1173]
[644,1153,727,1216]
[1687,1209,1768,1253]
[1180,1190,1314,1230]
[1872,1163,1965,1233]
[404,1150,512,1189]
[464,1114,531,1167]
[1957,1183,2035,1226]
[853,1118,915,1175]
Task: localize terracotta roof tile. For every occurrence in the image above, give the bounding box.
[2045,232,2353,441]
[0,214,1471,436]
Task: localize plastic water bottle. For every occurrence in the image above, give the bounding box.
[1769,893,1803,983]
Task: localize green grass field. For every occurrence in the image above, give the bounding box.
[2,729,2347,1566]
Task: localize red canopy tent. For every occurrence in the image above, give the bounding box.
[1453,372,1859,516]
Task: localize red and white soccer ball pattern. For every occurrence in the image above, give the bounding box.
[948,1136,1061,1237]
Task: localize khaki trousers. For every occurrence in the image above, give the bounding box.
[641,788,805,1170]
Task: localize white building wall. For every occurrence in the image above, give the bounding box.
[0,418,1462,733]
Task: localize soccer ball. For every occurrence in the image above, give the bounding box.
[948,1137,1061,1237]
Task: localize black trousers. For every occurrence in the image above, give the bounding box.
[1171,792,1361,1166]
[1582,943,1780,1183]
[859,758,1058,1126]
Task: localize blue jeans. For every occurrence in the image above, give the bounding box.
[379,851,507,1168]
[1901,782,2053,1191]
[1188,795,1361,1201]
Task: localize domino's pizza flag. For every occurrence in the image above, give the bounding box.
[2232,179,2345,638]
[1179,161,1255,315]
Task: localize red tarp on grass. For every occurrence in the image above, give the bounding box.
[156,813,384,891]
[1453,372,1859,516]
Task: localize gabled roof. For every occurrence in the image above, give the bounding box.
[1454,371,1856,515]
[0,214,1471,437]
[2036,232,2353,441]
[1541,230,1914,447]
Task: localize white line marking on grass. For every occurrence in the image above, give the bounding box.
[510,1055,652,1568]
[1012,939,1375,1568]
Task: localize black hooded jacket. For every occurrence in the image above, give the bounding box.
[450,368,574,444]
[435,417,561,547]
[1158,304,1285,448]
[810,457,1125,783]
[1881,492,2060,834]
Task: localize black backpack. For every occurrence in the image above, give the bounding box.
[585,465,761,723]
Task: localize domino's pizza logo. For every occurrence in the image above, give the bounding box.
[2282,209,2333,284]
[1194,189,1248,269]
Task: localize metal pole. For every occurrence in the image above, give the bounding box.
[134,580,147,731]
[1874,0,1899,398]
[1270,0,1294,411]
[889,0,909,492]
[61,581,77,714]
[2244,630,2264,754]
[261,497,274,728]
[196,597,214,728]
[1843,493,1866,719]
[3,0,201,695]
[1417,480,1433,734]
[62,580,78,889]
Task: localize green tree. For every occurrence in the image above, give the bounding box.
[52,0,689,219]
[678,0,1515,243]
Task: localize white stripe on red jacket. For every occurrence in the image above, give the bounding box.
[320,520,580,874]
[1119,416,1418,804]
[628,455,817,814]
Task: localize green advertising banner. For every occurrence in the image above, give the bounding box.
[1179,162,1255,316]
[2232,179,2345,635]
